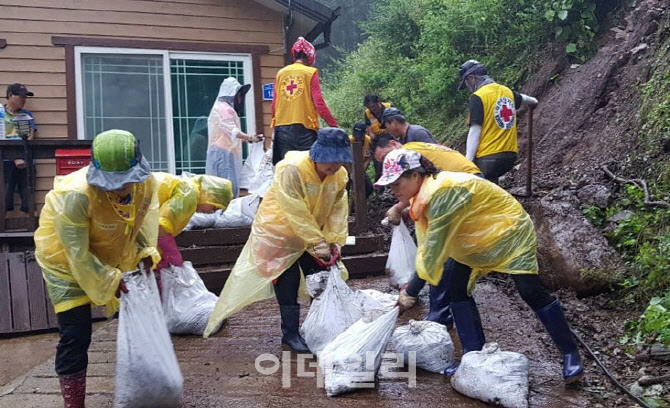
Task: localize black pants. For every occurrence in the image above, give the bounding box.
[272,124,318,165]
[449,260,553,310]
[4,160,28,212]
[274,252,327,305]
[474,152,517,185]
[55,304,92,376]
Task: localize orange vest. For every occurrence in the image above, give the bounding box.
[474,83,518,157]
[272,63,319,131]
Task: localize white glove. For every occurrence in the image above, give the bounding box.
[385,206,402,226]
[397,289,418,314]
[313,239,331,262]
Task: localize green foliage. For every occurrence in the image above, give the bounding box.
[322,0,611,140]
[624,291,670,346]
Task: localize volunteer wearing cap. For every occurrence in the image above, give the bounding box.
[458,60,538,184]
[271,37,338,165]
[3,83,37,214]
[363,93,392,137]
[207,77,263,199]
[205,128,352,353]
[35,130,162,408]
[375,149,583,384]
[153,173,233,288]
[371,133,481,326]
[379,107,437,145]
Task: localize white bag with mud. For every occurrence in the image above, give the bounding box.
[451,343,529,408]
[319,308,399,397]
[391,319,455,373]
[301,267,362,356]
[161,261,218,335]
[114,269,183,408]
[385,220,416,288]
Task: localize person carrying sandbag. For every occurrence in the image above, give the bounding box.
[374,148,584,384]
[204,128,352,353]
[35,130,162,408]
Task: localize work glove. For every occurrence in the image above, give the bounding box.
[385,206,402,226]
[330,243,341,264]
[397,289,418,315]
[157,235,184,271]
[115,279,129,298]
[313,239,331,262]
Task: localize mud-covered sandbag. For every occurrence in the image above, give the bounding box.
[451,343,529,408]
[305,270,330,298]
[114,269,183,408]
[161,261,218,335]
[302,268,361,355]
[386,220,416,288]
[213,193,260,228]
[358,289,399,311]
[391,319,454,373]
[319,308,399,397]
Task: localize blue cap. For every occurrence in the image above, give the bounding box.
[309,127,354,164]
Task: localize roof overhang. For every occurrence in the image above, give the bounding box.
[254,0,340,48]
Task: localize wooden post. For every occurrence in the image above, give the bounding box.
[0,144,5,232]
[24,138,37,230]
[526,106,534,197]
[351,140,368,234]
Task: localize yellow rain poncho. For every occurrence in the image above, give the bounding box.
[410,171,538,291]
[204,151,349,337]
[35,167,161,315]
[189,174,233,211]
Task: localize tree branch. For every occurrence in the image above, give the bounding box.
[602,166,670,208]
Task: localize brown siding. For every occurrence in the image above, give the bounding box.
[0,0,286,208]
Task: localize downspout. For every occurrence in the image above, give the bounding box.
[282,0,294,65]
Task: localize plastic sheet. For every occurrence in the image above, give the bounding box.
[319,307,399,397]
[114,268,183,407]
[385,219,416,288]
[391,319,454,373]
[451,343,529,408]
[161,262,218,335]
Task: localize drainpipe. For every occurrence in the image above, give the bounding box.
[283,0,294,65]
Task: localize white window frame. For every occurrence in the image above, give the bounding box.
[74,46,256,174]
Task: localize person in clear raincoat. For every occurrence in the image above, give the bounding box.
[204,128,352,353]
[153,172,233,287]
[206,77,263,198]
[375,149,584,384]
[34,130,162,408]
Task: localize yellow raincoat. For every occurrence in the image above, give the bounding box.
[204,151,349,337]
[35,167,161,315]
[410,171,538,291]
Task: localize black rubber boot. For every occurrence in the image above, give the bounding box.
[443,299,486,377]
[535,299,584,383]
[279,305,311,353]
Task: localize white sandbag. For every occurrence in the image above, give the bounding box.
[305,270,330,298]
[319,307,399,397]
[184,210,219,230]
[358,289,399,311]
[213,193,260,228]
[385,220,416,288]
[391,319,454,373]
[247,148,275,197]
[114,269,183,408]
[301,267,362,356]
[451,343,529,408]
[161,261,218,335]
[239,143,265,190]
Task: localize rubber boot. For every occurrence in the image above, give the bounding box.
[279,305,311,353]
[535,299,584,383]
[424,261,453,327]
[443,299,486,377]
[59,369,86,408]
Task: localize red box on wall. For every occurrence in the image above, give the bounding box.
[55,149,91,176]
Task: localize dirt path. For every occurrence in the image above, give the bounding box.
[0,276,589,407]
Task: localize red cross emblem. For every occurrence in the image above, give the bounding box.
[500,104,514,122]
[286,80,298,95]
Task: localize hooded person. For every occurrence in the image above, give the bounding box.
[204,128,352,353]
[153,173,233,287]
[270,37,338,165]
[458,60,538,184]
[34,129,162,408]
[206,77,263,198]
[375,149,584,384]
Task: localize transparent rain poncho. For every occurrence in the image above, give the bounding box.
[34,167,161,315]
[204,151,349,337]
[410,171,538,292]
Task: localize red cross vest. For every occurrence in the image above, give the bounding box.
[473,83,518,158]
[271,62,319,131]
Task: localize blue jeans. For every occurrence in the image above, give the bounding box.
[206,147,242,198]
